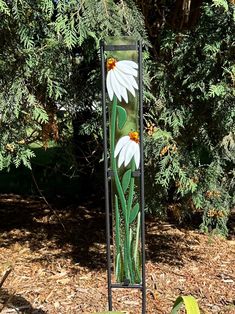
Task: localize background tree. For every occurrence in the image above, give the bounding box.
[0,0,148,170]
[142,0,235,235]
[0,0,234,235]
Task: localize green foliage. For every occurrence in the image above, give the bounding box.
[144,1,235,235]
[0,0,9,15]
[171,295,200,314]
[212,0,229,11]
[0,0,148,173]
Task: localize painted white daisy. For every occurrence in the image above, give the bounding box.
[114,131,140,169]
[106,58,138,103]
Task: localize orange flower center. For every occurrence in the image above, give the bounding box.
[129,131,139,143]
[107,58,117,71]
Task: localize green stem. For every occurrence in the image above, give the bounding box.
[110,96,130,281]
[127,160,135,222]
[110,97,126,213]
[126,160,136,283]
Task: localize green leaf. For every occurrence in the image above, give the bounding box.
[32,105,49,124]
[212,0,228,11]
[115,253,120,280]
[129,203,140,224]
[171,296,200,314]
[117,106,127,130]
[121,169,131,193]
[115,195,120,248]
[114,195,121,281]
[119,248,125,281]
[0,0,10,15]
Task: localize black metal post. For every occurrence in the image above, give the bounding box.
[100,41,112,311]
[138,40,146,314]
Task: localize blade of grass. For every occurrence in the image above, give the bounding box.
[171,295,201,314]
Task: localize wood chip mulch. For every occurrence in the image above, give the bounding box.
[0,194,234,314]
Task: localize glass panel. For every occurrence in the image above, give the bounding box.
[105,37,141,284]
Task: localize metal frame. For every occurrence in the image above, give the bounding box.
[100,40,146,314]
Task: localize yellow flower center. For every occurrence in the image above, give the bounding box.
[129,131,139,143]
[107,58,117,71]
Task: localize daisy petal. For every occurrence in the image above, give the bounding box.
[113,70,128,103]
[128,74,138,90]
[116,62,138,77]
[110,70,122,102]
[134,144,140,169]
[118,143,128,168]
[120,85,128,103]
[115,68,136,98]
[106,71,114,101]
[124,141,137,167]
[118,60,138,69]
[114,136,129,158]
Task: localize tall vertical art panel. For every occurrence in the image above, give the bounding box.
[101,38,146,313]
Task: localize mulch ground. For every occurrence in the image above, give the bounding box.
[0,194,234,314]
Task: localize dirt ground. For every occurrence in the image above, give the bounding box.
[0,194,234,314]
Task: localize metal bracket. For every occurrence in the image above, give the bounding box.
[132,170,141,177]
[104,44,138,51]
[107,169,115,177]
[111,283,143,290]
[108,169,140,178]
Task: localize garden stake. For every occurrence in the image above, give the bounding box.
[101,38,146,314]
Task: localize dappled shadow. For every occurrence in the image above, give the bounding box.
[0,194,234,314]
[0,194,107,270]
[0,288,46,313]
[145,218,203,266]
[0,194,204,271]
